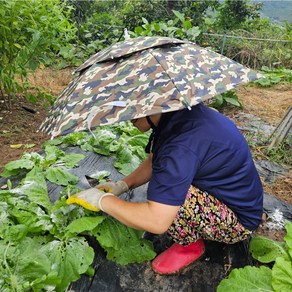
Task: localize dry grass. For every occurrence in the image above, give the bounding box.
[262,169,292,205]
[26,67,74,96]
[237,84,292,126]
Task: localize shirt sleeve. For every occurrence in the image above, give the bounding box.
[147,144,200,206]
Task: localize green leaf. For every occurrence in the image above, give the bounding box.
[24,143,35,149]
[284,220,292,257]
[186,26,200,39]
[89,170,111,183]
[14,43,22,49]
[44,145,65,165]
[93,146,111,156]
[1,224,28,241]
[217,266,273,291]
[114,146,144,176]
[28,58,39,71]
[115,121,143,136]
[6,196,53,235]
[249,236,289,263]
[14,238,53,280]
[45,167,78,186]
[43,137,63,147]
[141,17,149,24]
[272,257,292,291]
[121,133,149,148]
[44,237,94,292]
[92,217,156,265]
[61,131,89,146]
[224,97,242,107]
[22,167,51,209]
[210,94,224,109]
[66,216,105,234]
[7,179,12,190]
[255,77,272,87]
[4,167,52,211]
[0,158,35,177]
[0,238,61,290]
[172,10,185,21]
[60,153,85,168]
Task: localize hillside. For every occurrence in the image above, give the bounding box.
[256,0,292,22]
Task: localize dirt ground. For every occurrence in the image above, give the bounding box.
[0,68,291,240]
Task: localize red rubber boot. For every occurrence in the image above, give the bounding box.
[151,239,205,275]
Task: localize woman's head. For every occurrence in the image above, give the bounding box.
[131,114,161,132]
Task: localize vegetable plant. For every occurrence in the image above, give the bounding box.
[254,67,292,87]
[209,90,242,109]
[45,121,150,176]
[217,220,292,291]
[0,123,155,291]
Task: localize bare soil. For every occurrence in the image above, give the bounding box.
[0,68,73,172]
[0,68,291,241]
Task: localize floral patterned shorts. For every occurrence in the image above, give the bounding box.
[167,185,252,246]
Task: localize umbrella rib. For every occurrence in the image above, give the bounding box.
[148,49,192,110]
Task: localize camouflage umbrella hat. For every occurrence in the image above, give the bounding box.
[40,36,262,138]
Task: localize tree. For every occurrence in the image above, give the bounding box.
[0,0,76,108]
[215,0,262,31]
[118,0,220,30]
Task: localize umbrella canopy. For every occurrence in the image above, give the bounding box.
[40,36,262,138]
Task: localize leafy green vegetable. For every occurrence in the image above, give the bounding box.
[0,157,35,177]
[89,170,111,183]
[92,128,119,156]
[284,222,292,257]
[59,153,85,168]
[0,236,94,292]
[254,67,292,87]
[66,216,106,234]
[218,221,292,291]
[45,167,79,186]
[114,145,146,175]
[217,266,273,291]
[92,217,156,265]
[272,257,292,291]
[0,167,51,211]
[249,236,289,263]
[209,90,242,109]
[0,238,61,291]
[0,145,84,188]
[0,123,155,291]
[43,237,94,292]
[61,131,90,146]
[44,145,65,165]
[48,121,150,177]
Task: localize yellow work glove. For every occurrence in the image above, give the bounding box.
[66,188,114,212]
[96,180,129,196]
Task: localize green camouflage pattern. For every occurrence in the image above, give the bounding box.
[74,36,186,73]
[39,36,262,138]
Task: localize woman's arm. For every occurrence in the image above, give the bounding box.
[102,195,180,234]
[123,153,153,189]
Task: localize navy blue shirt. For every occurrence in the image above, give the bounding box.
[147,104,263,230]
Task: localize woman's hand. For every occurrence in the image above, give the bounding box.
[66,188,114,212]
[96,180,129,196]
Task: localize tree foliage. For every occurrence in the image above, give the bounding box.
[0,0,76,108]
[118,0,220,30]
[215,0,262,31]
